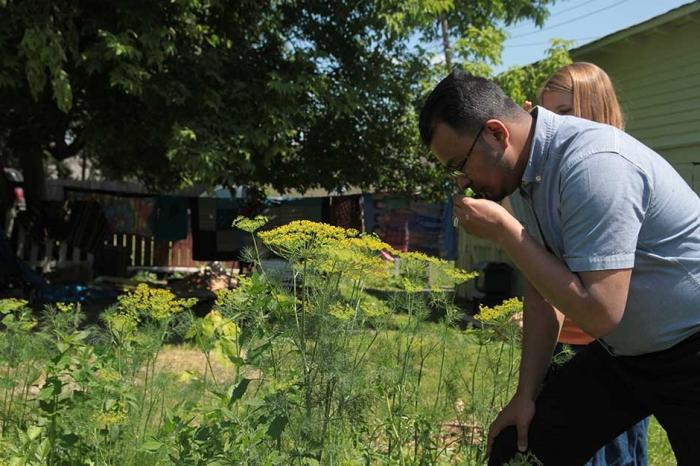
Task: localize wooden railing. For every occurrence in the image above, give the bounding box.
[14,226,236,276]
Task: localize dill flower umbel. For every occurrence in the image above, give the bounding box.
[56,302,76,313]
[257,220,397,280]
[117,284,196,321]
[96,367,122,383]
[398,251,442,265]
[329,303,357,321]
[0,298,29,314]
[233,215,268,233]
[474,298,523,323]
[250,219,476,293]
[93,410,128,428]
[257,220,350,257]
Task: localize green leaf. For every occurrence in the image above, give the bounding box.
[37,377,62,401]
[60,433,79,446]
[229,378,250,406]
[26,425,42,441]
[73,330,91,341]
[246,338,274,364]
[226,355,245,366]
[266,414,288,441]
[52,69,72,113]
[139,439,164,452]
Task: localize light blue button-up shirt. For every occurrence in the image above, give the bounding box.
[510,107,700,356]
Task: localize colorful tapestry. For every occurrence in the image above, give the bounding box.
[66,191,154,236]
[362,193,454,258]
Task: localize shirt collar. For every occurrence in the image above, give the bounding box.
[521,106,557,188]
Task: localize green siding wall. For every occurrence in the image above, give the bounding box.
[572,13,700,169]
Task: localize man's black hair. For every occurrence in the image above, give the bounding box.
[419,69,522,146]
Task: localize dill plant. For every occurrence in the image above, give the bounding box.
[234,217,482,464]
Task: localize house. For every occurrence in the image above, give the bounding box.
[570,0,700,187]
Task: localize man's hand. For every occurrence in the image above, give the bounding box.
[452,194,521,243]
[487,394,536,456]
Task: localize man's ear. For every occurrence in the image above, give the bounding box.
[484,119,510,150]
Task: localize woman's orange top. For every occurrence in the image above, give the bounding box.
[558,316,594,346]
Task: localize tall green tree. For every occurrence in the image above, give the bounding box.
[0,0,558,204]
[496,39,573,105]
[385,0,553,74]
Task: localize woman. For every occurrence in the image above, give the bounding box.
[536,62,648,466]
[534,62,624,128]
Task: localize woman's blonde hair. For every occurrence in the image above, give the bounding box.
[540,62,625,129]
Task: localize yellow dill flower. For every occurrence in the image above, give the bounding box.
[475,298,523,323]
[429,264,478,291]
[441,267,478,284]
[117,284,196,321]
[345,234,396,254]
[258,221,396,286]
[397,251,441,264]
[233,215,268,233]
[93,410,128,428]
[96,368,121,383]
[0,298,28,314]
[362,300,390,318]
[329,303,356,321]
[318,246,390,281]
[177,370,199,383]
[104,312,138,337]
[56,302,75,313]
[258,220,350,258]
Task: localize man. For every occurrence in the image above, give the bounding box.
[418,70,700,465]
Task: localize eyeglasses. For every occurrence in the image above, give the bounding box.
[446,125,485,179]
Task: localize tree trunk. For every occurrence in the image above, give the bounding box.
[440,16,452,72]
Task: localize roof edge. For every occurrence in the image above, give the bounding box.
[571,1,700,57]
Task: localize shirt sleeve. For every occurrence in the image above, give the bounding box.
[559,152,652,272]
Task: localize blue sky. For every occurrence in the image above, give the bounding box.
[496,0,693,73]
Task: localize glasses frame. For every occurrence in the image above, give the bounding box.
[447,124,485,179]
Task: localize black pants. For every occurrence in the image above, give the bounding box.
[489,332,700,466]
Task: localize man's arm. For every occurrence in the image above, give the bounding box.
[517,282,563,400]
[453,196,631,338]
[486,281,563,454]
[498,218,631,339]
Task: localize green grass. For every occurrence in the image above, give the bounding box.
[362,316,677,465]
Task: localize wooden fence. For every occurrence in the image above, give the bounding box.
[14,226,235,276]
